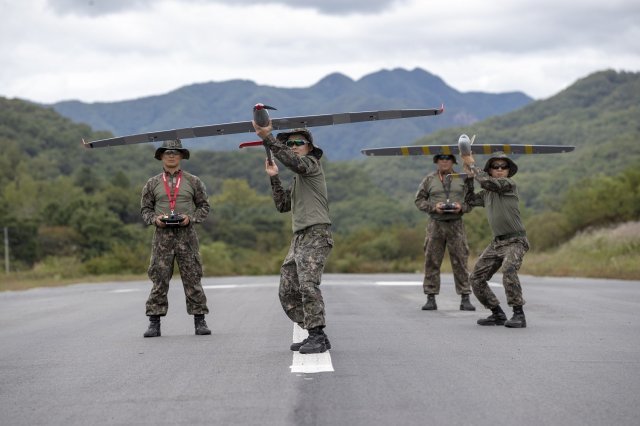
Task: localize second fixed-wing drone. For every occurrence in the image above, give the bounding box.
[361,134,575,157]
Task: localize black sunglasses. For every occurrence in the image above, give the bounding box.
[285,139,308,147]
[490,164,510,170]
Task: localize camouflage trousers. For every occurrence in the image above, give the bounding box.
[470,237,529,308]
[146,225,209,316]
[280,224,333,330]
[422,218,471,295]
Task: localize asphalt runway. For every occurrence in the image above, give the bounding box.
[1,273,639,426]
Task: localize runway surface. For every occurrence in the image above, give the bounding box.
[1,273,639,425]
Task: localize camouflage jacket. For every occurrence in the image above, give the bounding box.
[415,171,474,221]
[465,165,525,237]
[264,134,331,232]
[140,169,210,226]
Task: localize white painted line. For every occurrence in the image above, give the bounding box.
[488,281,502,288]
[375,281,422,286]
[290,324,334,374]
[110,289,142,293]
[203,284,239,289]
[202,283,277,289]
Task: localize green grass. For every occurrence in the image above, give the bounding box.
[2,222,639,292]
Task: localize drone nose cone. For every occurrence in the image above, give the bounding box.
[253,103,277,111]
[458,134,472,156]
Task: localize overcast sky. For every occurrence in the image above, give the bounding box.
[2,0,639,103]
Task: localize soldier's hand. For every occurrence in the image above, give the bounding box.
[155,215,167,228]
[180,215,190,226]
[461,153,475,166]
[453,202,462,213]
[265,158,279,176]
[435,202,445,214]
[252,119,272,139]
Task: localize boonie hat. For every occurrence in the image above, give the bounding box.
[155,139,190,160]
[484,153,518,177]
[276,128,323,159]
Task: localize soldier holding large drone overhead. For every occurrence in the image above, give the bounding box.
[252,121,333,355]
[415,153,476,311]
[462,152,529,328]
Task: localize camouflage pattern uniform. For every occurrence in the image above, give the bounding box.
[415,171,474,295]
[141,170,210,316]
[465,157,528,308]
[263,130,332,330]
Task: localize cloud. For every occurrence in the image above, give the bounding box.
[2,0,639,103]
[46,0,406,16]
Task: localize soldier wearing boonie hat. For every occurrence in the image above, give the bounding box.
[462,152,529,328]
[253,122,333,355]
[416,150,475,312]
[140,139,212,338]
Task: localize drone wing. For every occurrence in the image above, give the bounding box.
[83,106,444,149]
[361,144,575,156]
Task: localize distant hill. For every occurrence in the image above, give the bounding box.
[49,67,532,160]
[358,69,640,210]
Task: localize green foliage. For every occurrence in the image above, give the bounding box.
[2,69,640,281]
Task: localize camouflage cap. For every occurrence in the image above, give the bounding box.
[484,153,518,177]
[276,128,323,159]
[154,139,190,160]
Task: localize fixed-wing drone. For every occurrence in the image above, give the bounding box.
[82,104,444,149]
[361,134,576,157]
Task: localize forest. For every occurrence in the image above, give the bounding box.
[1,70,639,287]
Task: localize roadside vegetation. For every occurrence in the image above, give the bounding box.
[2,70,640,291]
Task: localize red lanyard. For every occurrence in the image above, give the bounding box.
[162,171,182,214]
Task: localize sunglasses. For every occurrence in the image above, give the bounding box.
[490,164,510,170]
[163,149,181,156]
[285,139,309,147]
[435,155,454,161]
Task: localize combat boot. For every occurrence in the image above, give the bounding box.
[143,315,161,338]
[298,327,328,354]
[194,314,212,335]
[505,305,527,328]
[477,305,507,326]
[291,334,332,351]
[421,294,437,310]
[460,294,476,311]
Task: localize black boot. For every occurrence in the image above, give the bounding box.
[477,305,507,326]
[194,314,212,335]
[299,327,328,354]
[143,315,161,338]
[291,334,332,351]
[460,294,476,311]
[505,305,527,328]
[421,294,437,310]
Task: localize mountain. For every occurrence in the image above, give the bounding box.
[358,69,640,210]
[49,67,532,160]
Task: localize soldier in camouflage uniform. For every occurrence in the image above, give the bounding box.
[462,153,529,328]
[415,154,476,311]
[140,139,212,337]
[253,121,333,354]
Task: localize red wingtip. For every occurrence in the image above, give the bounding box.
[439,103,445,114]
[239,140,265,149]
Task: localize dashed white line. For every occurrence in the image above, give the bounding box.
[375,281,422,286]
[290,324,334,374]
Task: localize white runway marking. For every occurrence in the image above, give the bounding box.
[290,324,334,374]
[375,281,422,286]
[110,289,142,293]
[202,283,276,289]
[488,281,502,288]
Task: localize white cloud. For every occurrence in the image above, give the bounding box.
[1,0,638,103]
